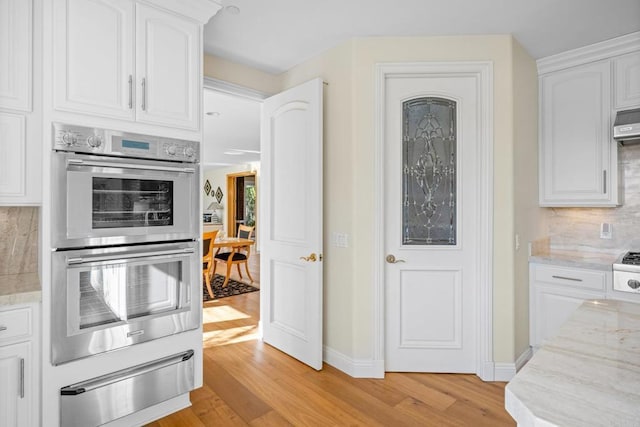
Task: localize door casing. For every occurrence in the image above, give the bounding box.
[226,171,257,238]
[373,62,495,380]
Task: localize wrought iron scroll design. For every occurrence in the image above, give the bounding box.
[402,97,457,245]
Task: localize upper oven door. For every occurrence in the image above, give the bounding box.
[52,152,198,248]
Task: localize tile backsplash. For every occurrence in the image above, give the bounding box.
[0,207,39,275]
[547,143,640,255]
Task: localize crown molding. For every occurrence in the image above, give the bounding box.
[142,0,222,24]
[537,31,640,75]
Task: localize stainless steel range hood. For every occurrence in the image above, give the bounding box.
[614,108,640,145]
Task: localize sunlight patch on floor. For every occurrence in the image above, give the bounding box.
[203,304,251,323]
[203,325,259,347]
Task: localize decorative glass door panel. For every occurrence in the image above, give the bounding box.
[402,97,457,245]
[92,177,174,229]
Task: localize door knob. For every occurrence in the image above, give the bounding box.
[386,254,406,264]
[300,253,318,262]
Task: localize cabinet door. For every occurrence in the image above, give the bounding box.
[0,342,31,427]
[0,0,31,111]
[53,0,134,120]
[539,61,617,206]
[614,51,640,109]
[0,113,26,198]
[530,284,604,348]
[135,3,200,130]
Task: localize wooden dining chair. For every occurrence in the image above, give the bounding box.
[202,229,219,299]
[213,225,254,286]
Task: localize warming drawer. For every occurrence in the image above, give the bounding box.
[60,350,194,426]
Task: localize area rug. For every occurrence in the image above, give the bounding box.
[203,274,259,301]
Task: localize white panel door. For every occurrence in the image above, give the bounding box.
[384,74,479,372]
[260,78,323,370]
[0,0,32,111]
[0,113,26,197]
[135,3,199,130]
[53,0,134,120]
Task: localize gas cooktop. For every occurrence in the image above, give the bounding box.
[613,252,640,293]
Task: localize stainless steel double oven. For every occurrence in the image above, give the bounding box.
[51,123,200,365]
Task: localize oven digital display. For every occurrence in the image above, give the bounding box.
[122,140,150,150]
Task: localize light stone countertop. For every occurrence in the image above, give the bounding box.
[0,273,41,306]
[505,299,640,426]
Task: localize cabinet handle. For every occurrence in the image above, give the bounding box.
[0,325,7,331]
[128,75,133,109]
[552,275,583,282]
[19,358,24,399]
[141,77,146,111]
[603,170,607,194]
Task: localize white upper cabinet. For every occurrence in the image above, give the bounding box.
[53,0,200,130]
[0,113,26,198]
[53,0,134,120]
[0,0,32,111]
[539,60,618,206]
[135,3,199,129]
[614,51,640,110]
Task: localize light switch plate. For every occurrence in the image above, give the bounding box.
[600,223,612,239]
[332,232,349,248]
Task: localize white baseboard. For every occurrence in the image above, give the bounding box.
[323,346,384,378]
[323,346,535,382]
[493,347,534,382]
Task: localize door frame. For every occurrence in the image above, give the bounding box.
[226,171,257,238]
[373,62,495,380]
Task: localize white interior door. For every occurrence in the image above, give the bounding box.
[260,78,323,370]
[384,73,480,372]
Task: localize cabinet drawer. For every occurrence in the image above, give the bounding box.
[0,307,32,343]
[533,265,606,291]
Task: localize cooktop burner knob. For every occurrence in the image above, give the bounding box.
[184,147,195,158]
[165,145,177,156]
[628,279,640,290]
[87,135,102,148]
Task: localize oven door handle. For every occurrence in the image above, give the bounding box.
[67,158,196,174]
[60,350,194,395]
[67,248,195,265]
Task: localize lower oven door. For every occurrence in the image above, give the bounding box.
[51,241,199,365]
[52,151,198,248]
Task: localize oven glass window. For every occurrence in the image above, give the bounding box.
[78,261,182,330]
[92,177,174,229]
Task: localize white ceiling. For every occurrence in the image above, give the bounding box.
[203,0,640,74]
[202,0,640,167]
[202,89,261,167]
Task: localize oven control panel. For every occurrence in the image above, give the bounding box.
[52,123,199,163]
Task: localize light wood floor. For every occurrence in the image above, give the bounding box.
[148,255,514,427]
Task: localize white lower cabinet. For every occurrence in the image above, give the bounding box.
[529,263,606,349]
[0,304,39,427]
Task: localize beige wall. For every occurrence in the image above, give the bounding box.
[204,55,281,95]
[512,39,545,359]
[205,34,541,367]
[203,163,259,236]
[280,41,358,355]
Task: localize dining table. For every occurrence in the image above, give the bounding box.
[211,237,254,287]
